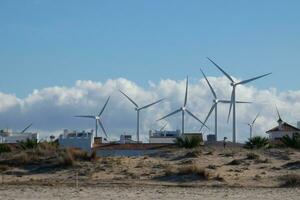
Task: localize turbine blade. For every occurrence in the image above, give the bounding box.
[184,76,188,107]
[218,100,231,104]
[200,68,217,99]
[200,104,216,131]
[99,96,110,116]
[236,101,252,104]
[227,90,234,123]
[276,105,282,120]
[236,73,272,85]
[160,123,168,131]
[185,109,209,129]
[21,123,33,134]
[119,90,139,108]
[219,100,251,104]
[98,120,108,139]
[157,108,181,121]
[139,98,164,110]
[207,57,234,83]
[252,113,260,124]
[74,115,95,119]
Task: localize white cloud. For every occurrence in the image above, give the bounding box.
[0,77,299,143]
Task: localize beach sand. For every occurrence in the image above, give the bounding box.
[0,185,299,200]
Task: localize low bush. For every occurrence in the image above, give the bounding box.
[19,139,38,150]
[175,136,202,149]
[244,136,269,149]
[0,144,11,154]
[281,135,300,149]
[177,164,210,180]
[246,152,260,160]
[280,174,300,187]
[58,150,75,167]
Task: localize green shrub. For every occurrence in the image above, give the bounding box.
[174,136,202,149]
[0,144,11,154]
[280,135,300,149]
[19,139,38,150]
[244,136,269,149]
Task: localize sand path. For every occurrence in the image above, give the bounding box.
[0,185,299,200]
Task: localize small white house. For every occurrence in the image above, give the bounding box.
[149,129,180,144]
[58,130,94,151]
[266,118,300,141]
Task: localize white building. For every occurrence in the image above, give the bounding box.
[266,118,300,141]
[119,134,136,144]
[58,129,94,151]
[0,129,39,144]
[149,129,180,144]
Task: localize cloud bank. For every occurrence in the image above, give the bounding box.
[0,77,299,142]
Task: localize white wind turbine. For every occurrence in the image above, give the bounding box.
[247,113,260,139]
[207,57,271,143]
[119,90,164,143]
[200,69,251,141]
[75,97,110,139]
[157,76,208,134]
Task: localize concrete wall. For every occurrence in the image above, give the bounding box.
[149,137,176,144]
[59,133,94,151]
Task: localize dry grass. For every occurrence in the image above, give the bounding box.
[246,152,260,160]
[177,164,210,180]
[280,174,300,187]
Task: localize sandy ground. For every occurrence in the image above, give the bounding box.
[0,185,299,200]
[1,145,300,199]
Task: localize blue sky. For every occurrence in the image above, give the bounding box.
[0,0,299,97]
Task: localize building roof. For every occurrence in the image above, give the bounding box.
[266,122,300,133]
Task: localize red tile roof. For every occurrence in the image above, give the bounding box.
[266,122,300,133]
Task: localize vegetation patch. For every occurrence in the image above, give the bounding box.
[280,174,300,187]
[0,144,11,154]
[175,136,203,149]
[244,136,269,149]
[280,135,300,149]
[246,152,260,160]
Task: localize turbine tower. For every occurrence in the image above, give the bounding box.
[247,113,260,139]
[157,76,207,134]
[207,57,271,143]
[200,69,250,141]
[119,90,164,143]
[75,97,110,139]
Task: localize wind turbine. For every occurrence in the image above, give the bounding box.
[74,97,110,139]
[207,57,271,143]
[200,69,250,141]
[247,113,260,139]
[157,76,208,134]
[119,90,164,143]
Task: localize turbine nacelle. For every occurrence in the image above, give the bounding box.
[213,99,219,103]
